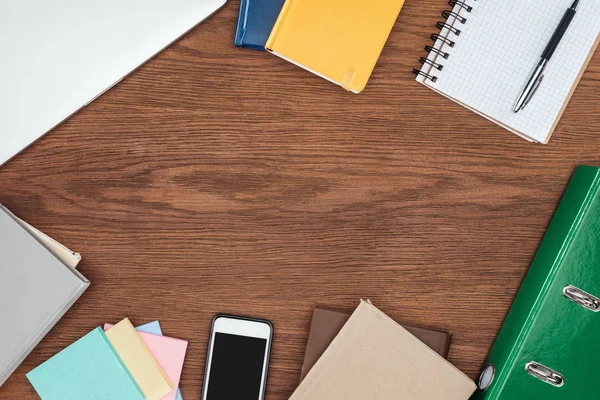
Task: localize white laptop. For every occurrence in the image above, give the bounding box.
[0,0,227,166]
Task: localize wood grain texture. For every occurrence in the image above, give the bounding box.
[1,0,600,398]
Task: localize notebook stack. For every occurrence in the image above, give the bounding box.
[414,0,600,143]
[235,0,406,93]
[26,319,188,400]
[294,301,476,400]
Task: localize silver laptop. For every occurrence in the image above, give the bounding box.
[0,0,227,166]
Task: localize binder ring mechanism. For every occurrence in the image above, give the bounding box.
[563,285,600,312]
[525,362,564,387]
[413,0,475,82]
[477,364,495,391]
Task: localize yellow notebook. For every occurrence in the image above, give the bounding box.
[105,319,172,400]
[266,0,405,93]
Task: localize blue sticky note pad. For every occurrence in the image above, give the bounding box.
[136,320,164,335]
[26,327,143,400]
[235,0,287,50]
[137,321,184,400]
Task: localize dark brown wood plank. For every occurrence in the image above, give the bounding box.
[1,0,600,398]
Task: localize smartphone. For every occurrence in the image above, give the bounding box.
[201,314,273,400]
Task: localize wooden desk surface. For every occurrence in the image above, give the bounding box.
[1,1,599,398]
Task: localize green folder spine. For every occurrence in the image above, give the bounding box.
[472,165,600,399]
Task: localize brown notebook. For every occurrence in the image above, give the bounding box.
[292,301,474,400]
[300,306,452,381]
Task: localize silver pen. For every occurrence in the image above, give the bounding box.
[514,0,579,113]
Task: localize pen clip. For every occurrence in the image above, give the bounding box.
[521,75,544,110]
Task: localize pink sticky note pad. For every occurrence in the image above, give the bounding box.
[104,323,188,400]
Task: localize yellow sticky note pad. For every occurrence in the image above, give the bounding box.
[105,319,172,400]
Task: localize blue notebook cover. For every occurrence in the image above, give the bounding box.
[235,0,286,50]
[26,327,144,400]
[137,321,184,400]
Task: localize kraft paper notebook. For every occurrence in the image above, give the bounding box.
[26,327,144,400]
[105,323,188,400]
[415,0,600,143]
[235,0,286,50]
[105,318,173,400]
[266,0,406,93]
[0,205,89,386]
[290,301,476,400]
[472,165,600,399]
[137,321,185,400]
[300,306,452,380]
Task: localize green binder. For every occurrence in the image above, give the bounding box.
[472,165,600,399]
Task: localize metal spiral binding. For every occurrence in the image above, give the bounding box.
[412,0,476,82]
[425,45,450,59]
[448,0,473,12]
[419,57,444,71]
[441,10,468,24]
[430,34,455,48]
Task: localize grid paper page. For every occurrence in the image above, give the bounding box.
[418,0,600,143]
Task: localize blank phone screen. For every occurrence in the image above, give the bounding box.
[206,333,267,400]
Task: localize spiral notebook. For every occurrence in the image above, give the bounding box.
[415,0,600,143]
